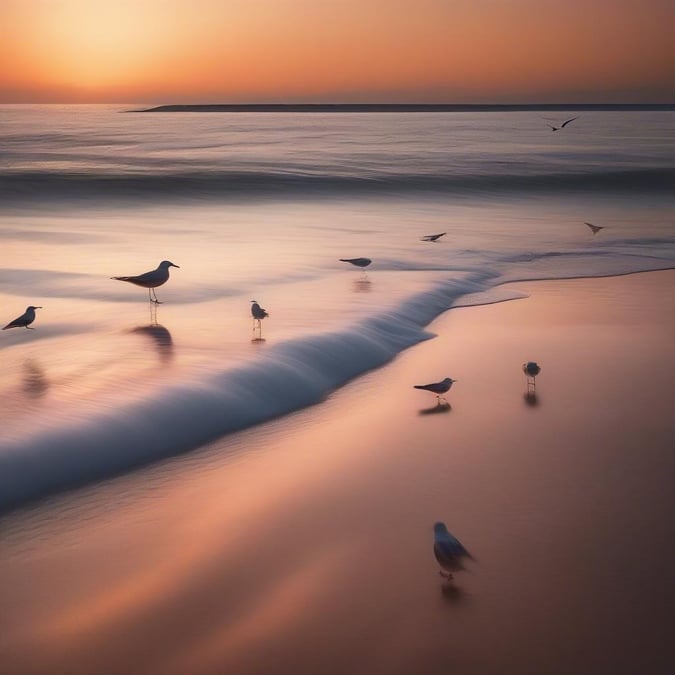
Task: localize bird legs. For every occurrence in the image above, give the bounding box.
[439,570,454,580]
[252,318,263,340]
[526,376,536,393]
[149,288,162,304]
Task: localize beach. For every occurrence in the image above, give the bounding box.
[2,270,673,675]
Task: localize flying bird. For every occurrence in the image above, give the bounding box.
[251,300,269,339]
[544,116,578,131]
[2,305,42,330]
[421,232,447,242]
[433,522,474,580]
[584,222,605,234]
[414,377,456,404]
[339,257,372,269]
[523,361,541,391]
[111,260,180,303]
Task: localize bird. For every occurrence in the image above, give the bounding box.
[3,306,42,330]
[339,257,372,269]
[111,260,179,303]
[584,222,605,234]
[251,300,269,339]
[421,232,446,242]
[544,116,578,131]
[414,377,456,404]
[433,522,474,580]
[523,361,541,391]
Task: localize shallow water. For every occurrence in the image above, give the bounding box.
[1,106,674,508]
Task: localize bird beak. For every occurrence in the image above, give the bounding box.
[172,264,180,268]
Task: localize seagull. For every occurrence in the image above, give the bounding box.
[421,232,447,242]
[544,116,578,131]
[414,377,456,404]
[111,260,179,303]
[584,222,605,235]
[433,522,474,580]
[251,300,269,339]
[339,257,372,269]
[3,306,42,330]
[523,361,541,391]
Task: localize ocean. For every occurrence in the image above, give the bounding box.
[1,104,674,510]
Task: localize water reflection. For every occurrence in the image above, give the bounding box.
[130,324,174,363]
[419,402,451,416]
[352,278,372,293]
[22,359,49,397]
[440,582,468,605]
[523,391,540,407]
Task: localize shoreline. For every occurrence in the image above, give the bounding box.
[1,269,673,675]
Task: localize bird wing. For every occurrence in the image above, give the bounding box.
[560,116,578,128]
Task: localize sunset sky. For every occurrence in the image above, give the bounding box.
[2,0,674,104]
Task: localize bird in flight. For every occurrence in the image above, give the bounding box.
[3,305,42,330]
[544,116,578,131]
[414,377,456,404]
[584,222,605,235]
[421,232,447,242]
[111,260,180,303]
[433,522,474,580]
[251,300,269,340]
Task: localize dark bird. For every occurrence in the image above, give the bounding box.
[414,377,456,404]
[433,522,474,580]
[584,222,605,235]
[3,306,42,330]
[523,361,541,392]
[111,260,179,303]
[339,257,372,269]
[545,116,578,131]
[421,232,447,242]
[251,300,269,339]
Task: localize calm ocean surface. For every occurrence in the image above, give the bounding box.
[1,104,673,509]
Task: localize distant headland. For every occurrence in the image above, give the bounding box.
[129,103,675,113]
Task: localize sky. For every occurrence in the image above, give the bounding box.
[1,0,674,104]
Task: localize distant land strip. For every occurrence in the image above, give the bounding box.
[130,103,675,113]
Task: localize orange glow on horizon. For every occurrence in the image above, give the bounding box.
[1,0,674,103]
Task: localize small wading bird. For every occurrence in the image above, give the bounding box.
[414,377,456,405]
[544,116,578,131]
[523,361,541,391]
[339,257,372,269]
[433,522,474,580]
[251,300,269,340]
[585,222,605,235]
[3,306,43,330]
[111,260,179,303]
[421,232,447,242]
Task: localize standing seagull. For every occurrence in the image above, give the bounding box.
[421,232,447,242]
[545,116,578,131]
[523,361,541,391]
[584,222,605,235]
[414,377,456,405]
[111,260,180,303]
[3,306,42,330]
[433,522,474,580]
[251,300,269,340]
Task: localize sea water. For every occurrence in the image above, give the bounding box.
[1,104,673,508]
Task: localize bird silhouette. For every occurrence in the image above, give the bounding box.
[251,300,269,339]
[421,232,447,242]
[544,116,578,131]
[3,306,42,330]
[433,522,474,580]
[584,222,605,234]
[111,260,180,303]
[339,257,372,268]
[523,361,541,392]
[414,377,456,404]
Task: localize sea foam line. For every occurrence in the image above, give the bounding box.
[0,273,494,511]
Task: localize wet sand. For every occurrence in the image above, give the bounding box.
[1,270,674,675]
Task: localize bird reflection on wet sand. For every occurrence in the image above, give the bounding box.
[440,582,468,605]
[419,401,451,416]
[352,278,372,293]
[22,359,49,397]
[130,323,174,363]
[523,391,540,407]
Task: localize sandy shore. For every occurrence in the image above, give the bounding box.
[1,270,674,675]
